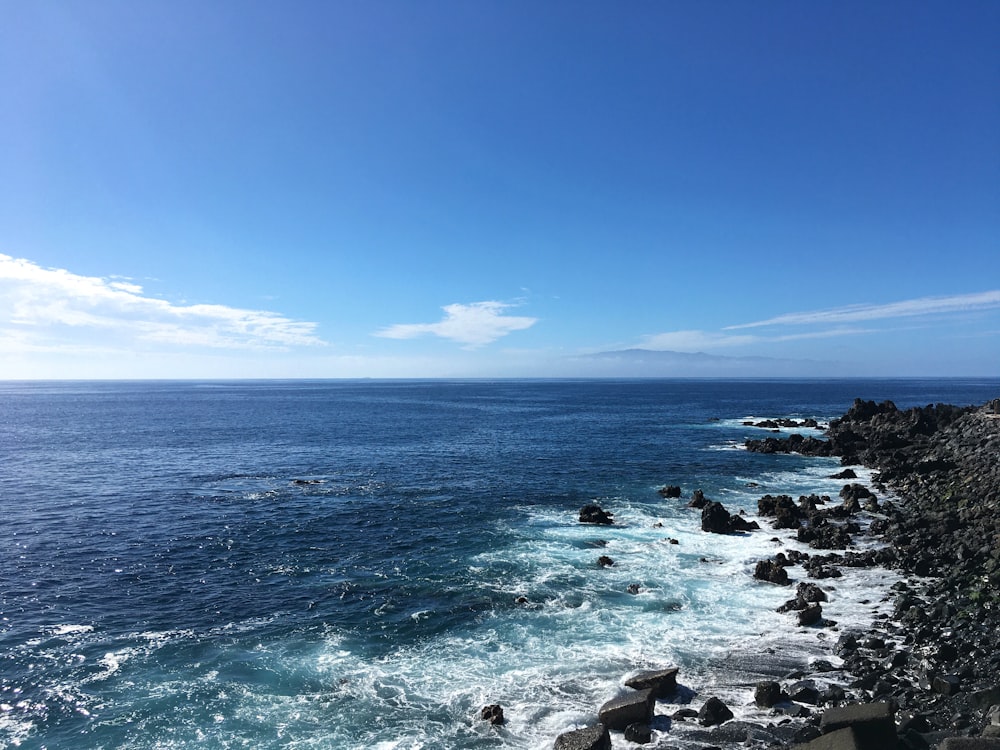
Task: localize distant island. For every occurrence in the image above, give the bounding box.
[577,348,845,378]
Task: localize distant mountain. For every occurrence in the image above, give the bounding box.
[574,348,842,377]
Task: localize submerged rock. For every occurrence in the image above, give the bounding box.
[480,704,504,725]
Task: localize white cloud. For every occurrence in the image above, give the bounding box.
[725,290,1000,330]
[0,253,326,352]
[375,301,537,348]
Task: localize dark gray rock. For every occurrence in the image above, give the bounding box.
[658,485,682,498]
[689,489,708,508]
[798,603,823,626]
[625,668,679,698]
[820,702,897,750]
[938,740,1000,750]
[623,722,652,744]
[755,680,783,708]
[698,696,734,726]
[598,689,655,730]
[797,726,863,750]
[553,724,612,750]
[480,704,504,725]
[755,559,791,585]
[579,504,614,525]
[789,679,821,705]
[701,501,734,534]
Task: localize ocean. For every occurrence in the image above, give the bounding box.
[1,379,997,749]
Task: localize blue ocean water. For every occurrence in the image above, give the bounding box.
[1,379,997,749]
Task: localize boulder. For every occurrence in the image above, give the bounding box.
[819,702,896,750]
[798,581,829,602]
[658,485,682,498]
[553,724,612,750]
[798,603,823,626]
[796,726,864,750]
[597,556,614,568]
[788,679,821,705]
[689,489,708,508]
[754,559,791,585]
[579,504,614,525]
[625,667,679,698]
[938,741,1000,750]
[755,680,784,708]
[698,696,734,726]
[623,722,653,744]
[701,501,734,534]
[598,689,655,730]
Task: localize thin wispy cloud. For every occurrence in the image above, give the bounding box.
[639,327,873,352]
[638,290,1000,353]
[725,291,1000,330]
[375,301,537,348]
[0,254,326,352]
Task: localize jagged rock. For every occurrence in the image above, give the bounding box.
[597,556,614,567]
[730,514,761,532]
[658,485,682,498]
[554,724,612,750]
[698,696,734,726]
[579,504,614,525]
[598,689,655,730]
[701,501,734,534]
[754,559,791,585]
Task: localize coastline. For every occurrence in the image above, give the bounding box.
[554,397,1000,750]
[743,397,1000,745]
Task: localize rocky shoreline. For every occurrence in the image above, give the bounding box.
[545,397,1000,750]
[745,397,1000,742]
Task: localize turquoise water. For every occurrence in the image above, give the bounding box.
[1,379,996,749]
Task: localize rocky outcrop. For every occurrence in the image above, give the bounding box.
[701,500,760,534]
[579,504,614,525]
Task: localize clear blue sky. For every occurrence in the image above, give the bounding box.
[2,0,998,378]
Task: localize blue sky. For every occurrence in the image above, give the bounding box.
[1,1,998,378]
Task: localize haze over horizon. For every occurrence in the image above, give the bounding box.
[2,2,998,379]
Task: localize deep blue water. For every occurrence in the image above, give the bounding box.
[1,379,996,749]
